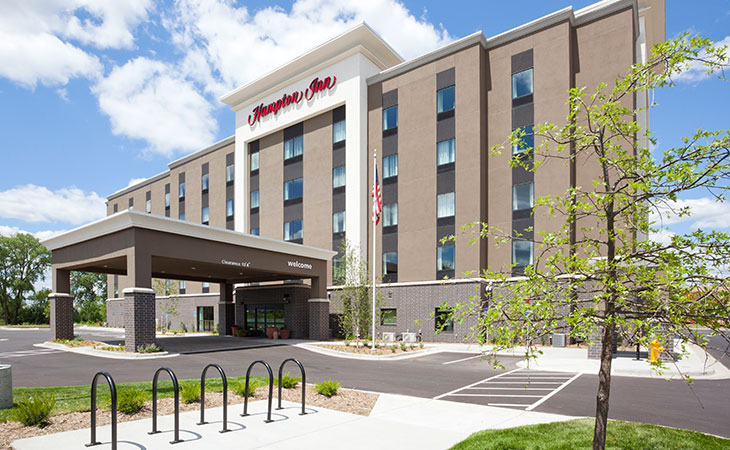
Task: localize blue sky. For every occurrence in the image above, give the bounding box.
[0,0,728,243]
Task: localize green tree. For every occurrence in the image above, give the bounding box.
[154,278,180,331]
[71,271,107,323]
[333,240,383,340]
[449,34,730,450]
[19,287,51,324]
[0,234,51,325]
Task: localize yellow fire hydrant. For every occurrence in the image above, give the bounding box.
[649,339,664,363]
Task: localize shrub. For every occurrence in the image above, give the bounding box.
[232,380,264,398]
[315,379,341,398]
[278,373,301,389]
[400,342,407,351]
[409,343,415,350]
[117,388,146,414]
[180,383,200,404]
[12,393,55,427]
[391,344,398,353]
[137,343,163,353]
[419,342,424,348]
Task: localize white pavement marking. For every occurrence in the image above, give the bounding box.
[447,394,544,398]
[0,338,7,342]
[442,354,483,365]
[0,349,62,359]
[526,373,582,411]
[433,368,522,400]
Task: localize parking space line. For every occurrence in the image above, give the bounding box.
[487,403,533,407]
[525,373,582,411]
[448,394,543,398]
[442,354,483,365]
[433,368,522,399]
[467,387,555,390]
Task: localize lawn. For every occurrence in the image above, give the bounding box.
[449,418,730,450]
[0,375,268,422]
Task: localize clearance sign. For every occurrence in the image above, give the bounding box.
[248,76,336,126]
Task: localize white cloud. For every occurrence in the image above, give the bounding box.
[674,35,730,83]
[0,225,67,241]
[650,197,730,229]
[0,184,106,226]
[649,228,675,246]
[0,0,151,88]
[93,57,218,157]
[127,177,148,188]
[166,0,452,96]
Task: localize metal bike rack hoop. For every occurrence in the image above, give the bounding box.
[276,358,307,415]
[148,366,183,444]
[86,371,118,450]
[241,360,274,423]
[197,363,230,433]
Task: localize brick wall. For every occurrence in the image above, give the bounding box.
[123,289,156,351]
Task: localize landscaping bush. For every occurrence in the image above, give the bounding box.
[232,380,264,397]
[137,343,163,353]
[180,383,200,404]
[390,344,398,353]
[400,342,407,351]
[117,388,146,414]
[12,393,55,427]
[278,373,301,389]
[315,379,341,398]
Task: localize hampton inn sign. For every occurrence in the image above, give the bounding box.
[247,75,337,126]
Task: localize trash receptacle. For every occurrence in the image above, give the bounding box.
[0,365,12,409]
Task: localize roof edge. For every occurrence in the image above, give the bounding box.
[168,135,235,170]
[107,171,170,201]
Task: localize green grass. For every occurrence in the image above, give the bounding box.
[0,375,269,423]
[1,324,50,328]
[449,418,730,450]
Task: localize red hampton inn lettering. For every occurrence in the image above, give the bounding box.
[248,76,336,126]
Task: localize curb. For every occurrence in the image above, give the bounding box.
[35,342,180,360]
[295,342,441,361]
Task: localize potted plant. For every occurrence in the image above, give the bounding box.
[266,326,279,339]
[236,329,247,337]
[279,327,291,339]
[231,324,240,336]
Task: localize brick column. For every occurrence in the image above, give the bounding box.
[123,288,156,352]
[308,298,329,340]
[49,293,74,340]
[218,283,235,336]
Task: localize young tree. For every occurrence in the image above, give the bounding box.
[450,35,730,450]
[332,241,383,340]
[0,234,51,325]
[71,271,107,323]
[154,278,180,331]
[19,288,51,324]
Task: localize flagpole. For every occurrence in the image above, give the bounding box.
[372,149,377,350]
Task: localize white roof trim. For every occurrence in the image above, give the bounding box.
[220,23,403,109]
[42,210,336,261]
[168,135,235,170]
[107,171,169,201]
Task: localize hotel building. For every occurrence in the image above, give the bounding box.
[100,0,665,342]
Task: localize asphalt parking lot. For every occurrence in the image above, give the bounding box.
[2,327,730,438]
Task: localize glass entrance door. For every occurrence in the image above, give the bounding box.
[244,305,285,332]
[196,306,214,331]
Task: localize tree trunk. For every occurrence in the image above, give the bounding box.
[593,319,615,450]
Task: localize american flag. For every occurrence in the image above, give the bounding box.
[372,164,382,225]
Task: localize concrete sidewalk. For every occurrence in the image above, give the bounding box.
[12,393,578,450]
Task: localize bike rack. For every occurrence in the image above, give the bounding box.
[241,360,274,423]
[197,363,230,433]
[86,371,118,450]
[148,367,183,444]
[276,358,307,415]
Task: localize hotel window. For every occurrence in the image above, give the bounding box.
[512,240,534,267]
[201,173,209,192]
[113,275,118,297]
[437,246,455,271]
[383,106,398,131]
[383,251,398,275]
[383,154,398,178]
[178,212,185,220]
[202,282,210,294]
[333,256,345,281]
[333,211,346,233]
[250,190,259,209]
[226,163,235,183]
[512,125,534,155]
[128,198,133,210]
[284,220,303,241]
[145,199,151,213]
[250,227,259,236]
[333,119,346,144]
[333,166,346,188]
[512,68,534,100]
[437,85,455,113]
[437,139,455,166]
[250,152,259,172]
[435,308,454,333]
[201,206,209,225]
[226,199,234,218]
[164,192,170,208]
[383,203,397,227]
[179,280,186,295]
[284,135,303,160]
[113,204,118,213]
[437,192,455,218]
[284,178,303,201]
[381,308,397,326]
[512,182,534,211]
[178,182,185,199]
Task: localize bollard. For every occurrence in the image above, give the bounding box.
[86,371,117,450]
[149,367,183,444]
[649,339,665,363]
[0,365,12,409]
[197,363,230,433]
[276,358,307,415]
[241,360,274,423]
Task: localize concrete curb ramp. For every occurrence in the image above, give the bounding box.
[12,395,579,450]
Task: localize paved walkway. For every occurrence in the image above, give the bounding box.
[12,393,578,450]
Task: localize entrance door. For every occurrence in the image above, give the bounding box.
[244,305,285,332]
[196,306,214,331]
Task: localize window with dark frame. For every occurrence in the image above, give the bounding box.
[383,154,398,178]
[512,125,534,155]
[437,139,455,166]
[284,219,303,241]
[226,163,235,183]
[382,106,398,131]
[284,178,303,201]
[333,211,346,233]
[383,251,398,275]
[333,119,346,143]
[226,199,234,218]
[250,190,260,209]
[437,85,455,113]
[512,182,534,211]
[381,308,397,326]
[284,135,303,160]
[201,173,209,192]
[333,165,346,189]
[512,68,534,100]
[201,206,209,225]
[437,246,455,271]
